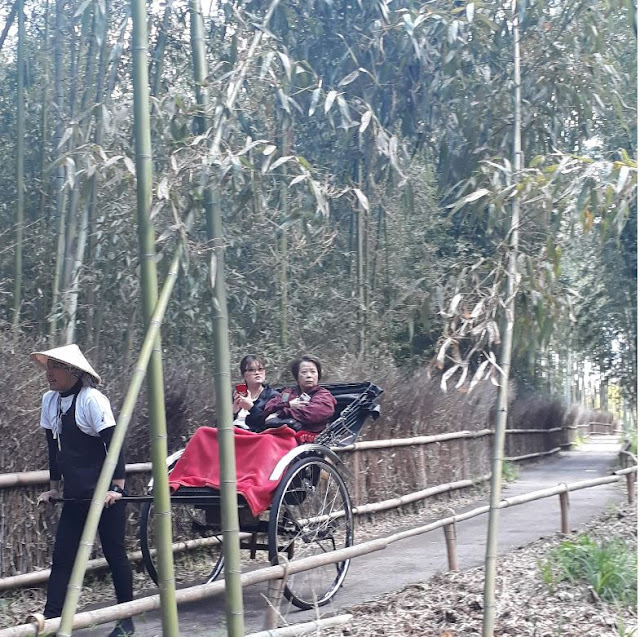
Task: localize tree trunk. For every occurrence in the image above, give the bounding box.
[482,2,522,635]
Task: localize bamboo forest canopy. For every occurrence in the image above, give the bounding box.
[0,0,636,406]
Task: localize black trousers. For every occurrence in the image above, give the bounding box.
[44,500,133,618]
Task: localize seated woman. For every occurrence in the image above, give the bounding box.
[232,354,280,431]
[258,354,337,443]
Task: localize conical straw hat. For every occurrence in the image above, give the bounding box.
[30,344,101,384]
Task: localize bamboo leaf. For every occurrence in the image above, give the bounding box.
[466,2,475,22]
[262,144,277,156]
[440,365,460,392]
[455,365,469,389]
[338,69,360,87]
[308,86,322,116]
[157,177,169,200]
[123,156,136,176]
[469,359,490,392]
[359,110,373,134]
[449,293,463,315]
[269,155,294,172]
[277,52,292,81]
[324,90,338,114]
[615,165,630,194]
[436,337,453,368]
[354,188,369,211]
[289,174,307,186]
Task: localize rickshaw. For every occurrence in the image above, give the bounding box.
[139,381,382,610]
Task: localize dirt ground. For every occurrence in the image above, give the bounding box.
[320,503,637,637]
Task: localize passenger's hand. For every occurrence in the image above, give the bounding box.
[37,489,61,505]
[237,395,254,411]
[104,490,123,508]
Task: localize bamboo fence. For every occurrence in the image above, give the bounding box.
[0,424,614,577]
[0,465,634,637]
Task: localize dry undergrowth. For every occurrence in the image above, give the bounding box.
[322,503,637,637]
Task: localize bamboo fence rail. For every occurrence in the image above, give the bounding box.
[0,465,634,637]
[245,615,353,637]
[0,426,580,491]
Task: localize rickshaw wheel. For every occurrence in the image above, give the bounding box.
[267,456,353,610]
[140,499,224,586]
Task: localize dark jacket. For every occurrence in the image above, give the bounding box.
[242,384,281,431]
[260,385,337,433]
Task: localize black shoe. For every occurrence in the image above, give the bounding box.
[106,618,135,637]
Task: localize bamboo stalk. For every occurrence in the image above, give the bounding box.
[12,0,24,329]
[129,0,179,632]
[483,5,523,632]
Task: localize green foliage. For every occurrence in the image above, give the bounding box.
[539,535,637,606]
[501,461,519,483]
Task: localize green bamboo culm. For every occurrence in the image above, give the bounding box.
[482,1,522,635]
[13,0,24,330]
[130,0,180,633]
[189,0,245,633]
[56,232,189,637]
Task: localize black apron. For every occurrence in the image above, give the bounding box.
[57,390,106,499]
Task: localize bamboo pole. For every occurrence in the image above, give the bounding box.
[1,467,636,629]
[129,0,180,633]
[353,475,491,516]
[54,227,189,636]
[188,0,246,633]
[338,428,493,451]
[0,541,388,637]
[505,447,561,462]
[248,615,353,637]
[48,0,68,342]
[482,3,522,635]
[12,0,24,330]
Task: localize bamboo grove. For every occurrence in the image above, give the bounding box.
[0,0,636,407]
[0,1,636,635]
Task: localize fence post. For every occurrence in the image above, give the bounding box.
[559,488,570,535]
[263,559,289,630]
[443,520,459,571]
[626,472,636,506]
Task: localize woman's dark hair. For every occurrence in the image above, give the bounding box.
[291,355,322,382]
[240,354,265,374]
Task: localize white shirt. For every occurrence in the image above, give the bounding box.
[40,387,116,437]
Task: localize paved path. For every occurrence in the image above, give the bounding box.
[77,436,626,637]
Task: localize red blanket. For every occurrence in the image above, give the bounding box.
[167,426,299,515]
